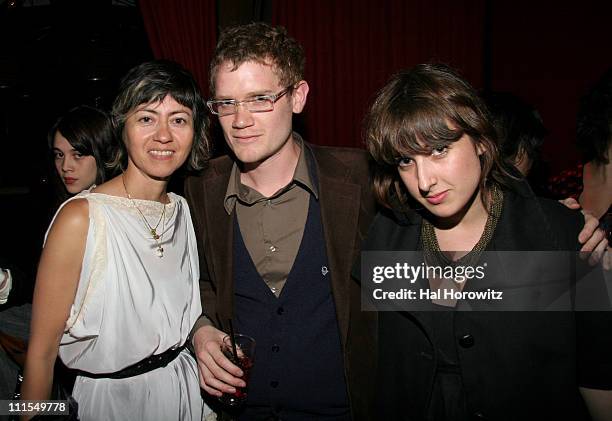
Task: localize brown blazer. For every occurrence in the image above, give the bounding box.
[184,143,378,420]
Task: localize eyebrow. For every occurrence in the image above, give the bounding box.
[214,90,276,100]
[134,105,192,116]
[52,147,77,153]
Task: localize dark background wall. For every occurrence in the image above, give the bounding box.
[0,0,153,299]
[488,0,611,174]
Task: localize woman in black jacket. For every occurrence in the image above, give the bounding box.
[360,64,612,420]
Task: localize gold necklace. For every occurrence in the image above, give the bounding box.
[122,174,167,258]
[421,184,503,276]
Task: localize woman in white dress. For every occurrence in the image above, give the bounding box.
[21,60,212,421]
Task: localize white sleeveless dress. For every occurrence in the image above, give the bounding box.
[47,189,211,421]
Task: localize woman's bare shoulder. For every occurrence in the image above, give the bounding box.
[49,198,90,236]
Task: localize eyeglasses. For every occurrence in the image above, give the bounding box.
[207,86,293,116]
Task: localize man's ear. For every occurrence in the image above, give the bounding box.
[291,81,309,114]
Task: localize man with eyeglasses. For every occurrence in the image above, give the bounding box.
[184,22,377,420]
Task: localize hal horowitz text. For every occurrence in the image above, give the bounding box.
[372,288,504,301]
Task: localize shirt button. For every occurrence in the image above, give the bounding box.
[276,307,284,315]
[458,333,475,348]
[269,245,277,252]
[272,344,280,352]
[270,380,279,388]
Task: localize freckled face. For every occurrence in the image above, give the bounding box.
[53,133,98,194]
[397,133,485,221]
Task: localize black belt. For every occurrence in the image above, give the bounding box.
[75,344,186,379]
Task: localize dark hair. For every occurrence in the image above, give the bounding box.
[48,105,116,186]
[483,91,547,170]
[209,22,305,96]
[365,63,512,210]
[109,60,210,172]
[576,68,612,165]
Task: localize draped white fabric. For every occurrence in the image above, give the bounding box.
[46,189,208,421]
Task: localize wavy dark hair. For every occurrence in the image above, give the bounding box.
[483,91,547,171]
[48,105,116,199]
[109,60,210,172]
[365,63,514,211]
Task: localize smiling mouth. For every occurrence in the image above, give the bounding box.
[149,150,174,157]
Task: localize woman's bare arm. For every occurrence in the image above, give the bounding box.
[21,199,89,404]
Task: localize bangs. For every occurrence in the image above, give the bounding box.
[125,80,198,115]
[374,98,464,166]
[56,126,94,156]
[114,68,202,125]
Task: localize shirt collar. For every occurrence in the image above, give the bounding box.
[223,133,318,215]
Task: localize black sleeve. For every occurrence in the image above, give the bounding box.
[576,311,612,389]
[559,203,612,389]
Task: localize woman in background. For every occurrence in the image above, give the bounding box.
[49,105,116,199]
[361,64,612,420]
[22,60,212,421]
[0,106,117,403]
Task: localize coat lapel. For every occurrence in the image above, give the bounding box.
[309,146,362,351]
[387,212,435,342]
[202,159,235,325]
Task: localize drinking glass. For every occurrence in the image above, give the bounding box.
[219,334,256,407]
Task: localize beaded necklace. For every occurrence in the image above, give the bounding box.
[421,185,503,277]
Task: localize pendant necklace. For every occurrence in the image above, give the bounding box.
[122,174,167,258]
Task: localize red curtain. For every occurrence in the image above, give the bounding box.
[139,0,217,96]
[273,0,485,149]
[139,0,486,149]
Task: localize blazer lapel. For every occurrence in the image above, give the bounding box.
[309,146,362,351]
[202,162,235,324]
[390,213,435,343]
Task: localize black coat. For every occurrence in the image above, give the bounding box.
[359,181,612,421]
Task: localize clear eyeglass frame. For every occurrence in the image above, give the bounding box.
[207,86,293,116]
